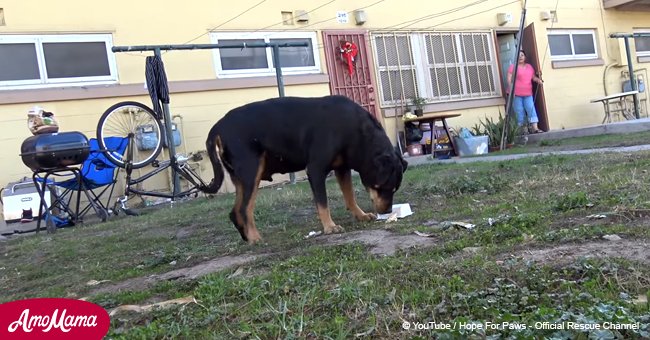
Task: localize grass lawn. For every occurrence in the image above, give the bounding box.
[1,136,650,338]
[482,130,650,156]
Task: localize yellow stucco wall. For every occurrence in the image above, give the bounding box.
[525,0,650,130]
[1,0,649,195]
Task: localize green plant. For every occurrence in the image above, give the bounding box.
[471,123,485,136]
[478,111,521,148]
[410,96,428,114]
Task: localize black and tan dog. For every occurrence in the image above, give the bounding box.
[200,95,408,244]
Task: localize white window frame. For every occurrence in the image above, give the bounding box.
[0,33,118,90]
[371,31,502,107]
[209,31,321,78]
[548,29,598,61]
[417,32,500,101]
[634,29,650,57]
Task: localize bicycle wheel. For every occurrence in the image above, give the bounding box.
[97,101,163,169]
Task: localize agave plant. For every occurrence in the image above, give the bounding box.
[478,111,521,148]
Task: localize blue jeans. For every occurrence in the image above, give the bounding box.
[513,95,539,125]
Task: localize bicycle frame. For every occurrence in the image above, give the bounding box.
[123,154,204,199]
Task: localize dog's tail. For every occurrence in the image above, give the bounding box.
[199,133,225,194]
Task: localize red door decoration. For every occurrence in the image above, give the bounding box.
[339,41,358,75]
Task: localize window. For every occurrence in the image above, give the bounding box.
[0,34,117,89]
[372,31,501,107]
[548,29,598,60]
[634,30,650,57]
[210,32,320,78]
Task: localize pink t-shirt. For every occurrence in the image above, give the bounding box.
[508,63,535,97]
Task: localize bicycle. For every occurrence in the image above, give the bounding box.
[97,42,308,214]
[96,100,207,215]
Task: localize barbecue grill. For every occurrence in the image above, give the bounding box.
[20,132,90,171]
[18,131,93,233]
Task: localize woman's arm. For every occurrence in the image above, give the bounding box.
[531,64,543,84]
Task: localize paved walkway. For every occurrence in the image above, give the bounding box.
[403,144,650,166]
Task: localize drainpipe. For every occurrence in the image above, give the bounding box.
[603,63,617,97]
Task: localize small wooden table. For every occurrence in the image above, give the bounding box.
[403,112,461,157]
[590,90,638,124]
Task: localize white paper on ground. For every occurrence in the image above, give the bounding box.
[376,203,414,220]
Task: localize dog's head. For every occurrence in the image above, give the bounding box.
[363,149,408,214]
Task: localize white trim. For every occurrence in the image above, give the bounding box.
[548,29,598,61]
[209,31,321,78]
[0,33,118,90]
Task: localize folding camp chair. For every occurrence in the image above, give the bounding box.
[36,137,128,231]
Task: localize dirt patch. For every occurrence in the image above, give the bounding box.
[506,238,650,266]
[319,229,436,255]
[89,254,265,296]
[88,229,435,296]
[85,232,649,297]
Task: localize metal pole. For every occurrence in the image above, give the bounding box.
[623,37,640,119]
[501,0,527,150]
[271,45,296,184]
[112,42,308,53]
[272,45,285,98]
[154,48,182,199]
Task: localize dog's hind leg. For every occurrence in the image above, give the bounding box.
[235,154,266,244]
[229,178,247,241]
[307,164,344,234]
[335,169,376,222]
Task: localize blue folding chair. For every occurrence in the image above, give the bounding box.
[37,137,128,230]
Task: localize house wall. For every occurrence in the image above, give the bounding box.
[525,0,650,130]
[1,0,649,194]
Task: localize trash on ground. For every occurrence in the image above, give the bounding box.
[304,230,322,239]
[486,214,511,226]
[451,221,476,230]
[414,230,435,238]
[376,203,413,220]
[602,234,622,241]
[586,214,607,219]
[86,279,110,286]
[385,212,398,223]
[109,296,197,316]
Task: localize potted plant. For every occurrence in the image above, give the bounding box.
[478,111,521,151]
[410,96,428,117]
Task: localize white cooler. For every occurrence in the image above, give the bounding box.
[1,178,50,223]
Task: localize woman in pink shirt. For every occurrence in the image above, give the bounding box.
[507,51,544,133]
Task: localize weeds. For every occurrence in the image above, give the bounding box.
[554,191,592,212]
[2,149,650,338]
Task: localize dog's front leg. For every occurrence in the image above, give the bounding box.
[307,165,344,234]
[335,169,376,222]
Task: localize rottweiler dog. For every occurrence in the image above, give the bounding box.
[200,95,408,244]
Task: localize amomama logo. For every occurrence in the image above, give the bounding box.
[0,298,110,340]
